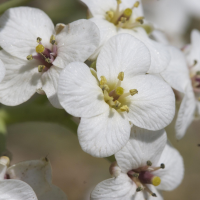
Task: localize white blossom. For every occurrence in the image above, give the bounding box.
[81,0,171,73]
[0,59,5,83]
[91,127,184,200]
[58,34,175,157]
[0,7,100,108]
[0,156,67,200]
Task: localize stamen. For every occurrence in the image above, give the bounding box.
[130,89,138,96]
[160,163,165,169]
[112,0,122,23]
[106,11,114,21]
[135,16,144,24]
[101,84,109,92]
[36,44,45,53]
[114,100,121,108]
[120,105,129,113]
[104,90,113,102]
[147,160,152,166]
[132,175,144,191]
[133,1,140,8]
[45,58,51,63]
[55,23,65,35]
[196,71,200,75]
[144,184,157,197]
[198,97,200,101]
[26,55,33,60]
[100,76,107,85]
[148,163,166,172]
[132,173,139,178]
[50,35,56,45]
[123,8,132,18]
[37,37,42,43]
[136,186,143,192]
[194,60,198,66]
[38,65,45,72]
[0,156,10,167]
[118,72,124,81]
[116,87,124,95]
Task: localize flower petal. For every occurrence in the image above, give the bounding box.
[154,141,184,191]
[97,34,151,84]
[118,28,171,73]
[81,0,116,17]
[161,46,190,93]
[0,7,54,60]
[91,173,135,200]
[0,50,42,106]
[7,158,52,196]
[41,66,62,109]
[0,180,38,200]
[53,19,100,68]
[0,59,5,83]
[175,84,196,140]
[89,18,116,60]
[123,74,175,130]
[58,62,108,118]
[115,127,167,172]
[78,108,131,157]
[0,164,6,180]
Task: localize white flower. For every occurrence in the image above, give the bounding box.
[0,156,67,200]
[81,0,171,73]
[0,7,100,108]
[0,59,5,83]
[142,0,200,47]
[58,34,175,157]
[160,30,200,139]
[91,127,184,200]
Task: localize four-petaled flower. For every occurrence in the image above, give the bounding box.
[91,127,184,200]
[0,7,100,108]
[58,34,175,157]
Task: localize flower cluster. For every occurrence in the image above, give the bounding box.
[1,0,199,199]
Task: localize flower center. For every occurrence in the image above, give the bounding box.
[105,0,145,30]
[99,72,138,113]
[127,160,165,197]
[26,35,57,72]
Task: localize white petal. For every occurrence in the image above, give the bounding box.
[89,18,116,60]
[0,59,5,83]
[53,19,100,67]
[0,180,38,200]
[175,84,196,140]
[7,158,52,196]
[78,108,131,157]
[38,185,67,200]
[0,50,41,106]
[0,7,54,60]
[97,34,151,84]
[91,173,135,200]
[0,164,6,180]
[118,28,171,73]
[115,127,167,172]
[161,46,190,93]
[154,141,184,191]
[41,66,62,109]
[123,74,175,130]
[81,0,116,17]
[58,62,108,118]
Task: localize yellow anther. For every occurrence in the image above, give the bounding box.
[121,17,127,23]
[37,37,42,43]
[100,76,107,85]
[160,163,165,169]
[196,71,200,75]
[45,58,51,63]
[124,8,132,17]
[136,16,144,24]
[0,156,10,167]
[116,87,124,95]
[26,54,33,60]
[101,84,110,92]
[116,0,122,4]
[36,44,45,53]
[130,89,138,96]
[118,72,124,81]
[114,100,121,108]
[106,11,114,20]
[152,176,161,186]
[104,90,113,102]
[120,105,129,113]
[134,1,140,8]
[136,187,143,192]
[133,173,139,178]
[50,35,56,45]
[147,160,152,166]
[38,65,45,72]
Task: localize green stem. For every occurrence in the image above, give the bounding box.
[0,0,32,15]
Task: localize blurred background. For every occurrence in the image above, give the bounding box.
[0,0,200,199]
